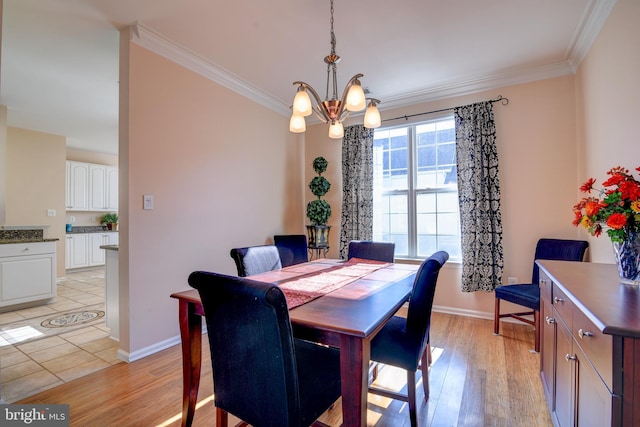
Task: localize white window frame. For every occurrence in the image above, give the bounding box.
[373,114,461,261]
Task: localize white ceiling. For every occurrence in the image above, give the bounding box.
[0,0,615,155]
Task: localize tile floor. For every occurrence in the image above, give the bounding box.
[0,268,121,403]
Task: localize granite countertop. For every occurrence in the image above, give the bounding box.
[100,244,119,251]
[67,226,118,234]
[0,228,59,244]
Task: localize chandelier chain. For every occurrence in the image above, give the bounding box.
[329,0,336,55]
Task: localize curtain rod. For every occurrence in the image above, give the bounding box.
[381,95,509,123]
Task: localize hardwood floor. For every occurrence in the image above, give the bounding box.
[18,313,552,426]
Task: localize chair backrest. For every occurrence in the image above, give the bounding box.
[230,245,282,277]
[274,234,308,267]
[531,238,589,284]
[347,240,395,263]
[188,271,302,426]
[405,251,449,368]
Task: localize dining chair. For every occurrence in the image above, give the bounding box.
[229,245,282,277]
[274,234,309,267]
[188,271,342,427]
[347,240,395,263]
[368,250,449,427]
[494,238,589,352]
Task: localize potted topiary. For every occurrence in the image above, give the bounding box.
[99,212,119,231]
[306,156,332,248]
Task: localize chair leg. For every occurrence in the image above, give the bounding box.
[494,297,501,335]
[420,350,430,399]
[426,341,432,366]
[216,407,228,427]
[407,369,418,427]
[534,309,541,353]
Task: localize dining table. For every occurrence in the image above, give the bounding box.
[170,258,419,427]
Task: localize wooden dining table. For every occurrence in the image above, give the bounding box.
[170,258,418,427]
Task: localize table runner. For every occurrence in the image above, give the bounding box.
[280,258,390,309]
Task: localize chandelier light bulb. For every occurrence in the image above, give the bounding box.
[345,80,366,112]
[328,121,344,139]
[292,88,312,116]
[289,114,306,133]
[364,100,381,128]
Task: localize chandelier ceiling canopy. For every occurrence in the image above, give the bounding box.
[289,0,381,139]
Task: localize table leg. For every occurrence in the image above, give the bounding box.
[178,300,202,427]
[339,335,369,427]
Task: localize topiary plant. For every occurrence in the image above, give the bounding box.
[306,157,331,225]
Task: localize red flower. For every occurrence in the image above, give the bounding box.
[580,178,596,193]
[603,173,624,187]
[606,212,627,229]
[619,180,640,201]
[584,200,601,216]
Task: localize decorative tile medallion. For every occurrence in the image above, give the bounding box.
[41,310,105,328]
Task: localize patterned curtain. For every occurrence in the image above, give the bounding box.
[454,102,504,292]
[339,125,374,259]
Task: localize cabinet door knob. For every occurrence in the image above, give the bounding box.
[565,354,577,362]
[553,296,564,304]
[578,328,594,339]
[545,316,555,324]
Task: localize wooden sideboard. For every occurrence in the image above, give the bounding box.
[537,260,640,427]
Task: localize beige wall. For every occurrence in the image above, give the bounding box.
[575,0,640,262]
[120,41,303,357]
[6,127,66,276]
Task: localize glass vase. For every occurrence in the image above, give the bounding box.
[612,232,640,285]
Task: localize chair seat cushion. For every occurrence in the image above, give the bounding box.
[295,339,342,424]
[370,316,420,371]
[495,284,540,310]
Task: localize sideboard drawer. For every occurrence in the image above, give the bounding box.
[552,285,573,330]
[539,271,552,303]
[573,307,613,391]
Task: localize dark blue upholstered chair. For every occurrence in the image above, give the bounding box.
[347,240,395,263]
[274,234,308,267]
[229,245,282,277]
[188,271,342,427]
[368,251,449,427]
[494,238,589,352]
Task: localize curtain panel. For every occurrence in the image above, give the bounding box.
[339,125,374,259]
[454,102,504,292]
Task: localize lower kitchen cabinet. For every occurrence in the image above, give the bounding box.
[538,261,633,426]
[66,232,118,270]
[0,241,56,308]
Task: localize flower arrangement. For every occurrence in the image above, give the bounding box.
[572,166,640,243]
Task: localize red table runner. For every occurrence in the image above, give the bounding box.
[280,258,390,309]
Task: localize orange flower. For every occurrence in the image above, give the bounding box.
[606,212,627,229]
[584,200,601,216]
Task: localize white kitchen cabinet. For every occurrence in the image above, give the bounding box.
[66,161,89,210]
[0,242,56,308]
[66,161,118,212]
[67,232,118,270]
[66,234,89,269]
[89,232,119,266]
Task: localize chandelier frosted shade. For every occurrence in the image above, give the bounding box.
[363,99,381,128]
[289,114,306,133]
[328,121,344,139]
[345,80,366,111]
[293,88,312,117]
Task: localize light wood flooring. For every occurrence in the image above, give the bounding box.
[18,312,552,426]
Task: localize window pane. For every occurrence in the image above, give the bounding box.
[373,117,460,260]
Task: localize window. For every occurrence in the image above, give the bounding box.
[373,116,461,261]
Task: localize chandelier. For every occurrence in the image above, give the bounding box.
[289,0,381,139]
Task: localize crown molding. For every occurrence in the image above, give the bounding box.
[128,23,290,117]
[379,61,575,111]
[566,0,617,70]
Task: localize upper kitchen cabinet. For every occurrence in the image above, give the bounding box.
[66,161,89,210]
[66,160,118,211]
[89,164,118,211]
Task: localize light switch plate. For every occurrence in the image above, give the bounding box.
[143,194,154,210]
[47,209,56,217]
